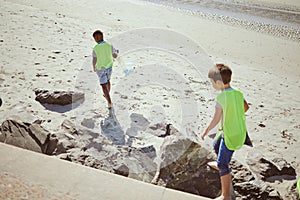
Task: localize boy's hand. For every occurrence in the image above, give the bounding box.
[201,130,208,140]
[113,53,118,59]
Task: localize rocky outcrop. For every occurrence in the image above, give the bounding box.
[0,117,295,200]
[153,135,286,199]
[0,119,58,155]
[34,89,84,106]
[57,119,157,182]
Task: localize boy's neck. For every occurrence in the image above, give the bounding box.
[222,84,231,91]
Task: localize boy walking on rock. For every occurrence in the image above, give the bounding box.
[201,64,249,200]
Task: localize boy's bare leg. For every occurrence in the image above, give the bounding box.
[215,173,231,200]
[208,161,219,171]
[107,80,111,93]
[103,81,111,98]
[101,84,112,109]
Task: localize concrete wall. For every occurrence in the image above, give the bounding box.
[0,143,211,200]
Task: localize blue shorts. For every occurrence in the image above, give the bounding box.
[213,137,234,177]
[96,67,112,85]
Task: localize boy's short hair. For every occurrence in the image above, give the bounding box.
[208,64,232,84]
[93,30,103,38]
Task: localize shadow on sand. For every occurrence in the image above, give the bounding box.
[40,98,84,113]
[100,108,126,145]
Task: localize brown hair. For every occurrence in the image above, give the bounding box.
[208,64,232,84]
[93,30,103,38]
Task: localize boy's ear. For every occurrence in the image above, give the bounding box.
[216,80,224,87]
[210,78,216,84]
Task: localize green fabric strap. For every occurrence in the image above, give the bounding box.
[93,42,113,70]
[216,89,246,150]
[297,178,300,198]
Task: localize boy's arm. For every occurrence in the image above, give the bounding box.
[92,57,97,72]
[201,107,222,140]
[92,50,97,72]
[244,99,249,112]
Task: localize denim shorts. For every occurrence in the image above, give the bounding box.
[213,137,234,177]
[96,67,112,85]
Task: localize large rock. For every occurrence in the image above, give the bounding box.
[247,153,296,181]
[156,136,221,198]
[230,160,283,199]
[0,119,58,155]
[230,160,255,184]
[34,89,84,106]
[234,180,282,200]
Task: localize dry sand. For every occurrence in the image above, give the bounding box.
[0,0,299,198]
[0,172,73,200]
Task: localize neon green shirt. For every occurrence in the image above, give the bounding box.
[93,41,113,70]
[216,88,246,150]
[297,178,300,198]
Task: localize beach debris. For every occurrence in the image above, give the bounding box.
[258,123,266,128]
[36,73,48,77]
[158,123,172,138]
[123,66,135,76]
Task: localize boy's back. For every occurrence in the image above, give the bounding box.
[216,88,246,150]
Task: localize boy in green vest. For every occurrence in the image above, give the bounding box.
[92,30,118,109]
[201,64,249,200]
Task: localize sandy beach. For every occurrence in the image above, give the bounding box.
[0,0,300,199]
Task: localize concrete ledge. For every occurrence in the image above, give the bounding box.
[0,143,211,200]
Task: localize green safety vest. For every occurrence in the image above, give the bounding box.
[93,42,113,70]
[297,178,300,198]
[216,88,246,150]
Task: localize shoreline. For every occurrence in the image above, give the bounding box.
[142,0,300,41]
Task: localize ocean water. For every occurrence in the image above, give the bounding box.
[143,0,300,31]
